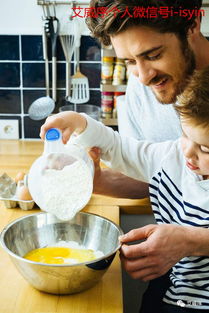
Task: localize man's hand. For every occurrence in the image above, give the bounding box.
[119,224,192,281]
[88,147,104,194]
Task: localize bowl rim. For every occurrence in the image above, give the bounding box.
[0,211,124,267]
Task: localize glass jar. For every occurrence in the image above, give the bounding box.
[112,58,126,85]
[101,91,114,118]
[113,92,125,108]
[101,57,114,84]
[112,92,126,118]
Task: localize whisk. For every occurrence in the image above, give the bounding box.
[59,9,76,100]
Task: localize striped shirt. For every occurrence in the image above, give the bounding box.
[75,115,209,310]
[149,144,209,310]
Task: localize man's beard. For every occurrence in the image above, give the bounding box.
[151,40,196,105]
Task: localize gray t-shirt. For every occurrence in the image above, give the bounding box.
[117,73,182,142]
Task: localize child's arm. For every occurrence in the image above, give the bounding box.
[40,112,87,144]
[40,113,150,199]
[40,111,174,183]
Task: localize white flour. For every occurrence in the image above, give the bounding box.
[42,159,93,220]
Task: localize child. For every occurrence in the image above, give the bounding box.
[40,67,209,311]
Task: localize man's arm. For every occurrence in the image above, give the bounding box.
[94,168,149,198]
[89,147,149,199]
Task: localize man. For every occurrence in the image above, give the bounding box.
[41,65,209,312]
[85,0,209,311]
[86,0,209,197]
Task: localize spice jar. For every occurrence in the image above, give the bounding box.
[113,92,125,118]
[101,91,114,118]
[113,92,125,108]
[101,57,114,84]
[112,58,126,85]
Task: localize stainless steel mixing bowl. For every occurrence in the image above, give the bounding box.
[0,212,123,294]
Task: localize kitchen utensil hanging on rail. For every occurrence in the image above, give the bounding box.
[46,9,59,103]
[28,6,55,121]
[59,2,76,101]
[68,20,90,105]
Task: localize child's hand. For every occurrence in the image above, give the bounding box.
[39,111,87,144]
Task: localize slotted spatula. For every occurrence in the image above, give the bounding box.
[68,25,90,104]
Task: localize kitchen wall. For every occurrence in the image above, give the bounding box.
[0,34,101,139]
[0,0,90,34]
[0,1,101,139]
[1,0,209,35]
[0,1,209,139]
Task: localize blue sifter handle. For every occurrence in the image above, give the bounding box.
[44,128,65,154]
[46,128,61,141]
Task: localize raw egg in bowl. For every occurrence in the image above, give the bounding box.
[0,212,123,294]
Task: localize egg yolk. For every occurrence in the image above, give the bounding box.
[24,247,96,264]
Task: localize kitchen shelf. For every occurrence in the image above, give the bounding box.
[100,84,127,92]
[101,45,127,92]
[37,0,90,5]
[100,118,118,126]
[100,45,124,125]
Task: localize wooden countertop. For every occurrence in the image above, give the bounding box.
[0,140,151,214]
[0,140,151,313]
[0,204,122,313]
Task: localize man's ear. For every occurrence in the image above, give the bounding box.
[188,16,201,36]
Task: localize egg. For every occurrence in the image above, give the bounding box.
[24,247,96,264]
[15,172,25,183]
[17,185,32,201]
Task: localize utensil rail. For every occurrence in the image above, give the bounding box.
[37,1,90,5]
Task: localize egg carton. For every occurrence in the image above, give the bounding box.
[0,196,35,210]
[0,173,36,210]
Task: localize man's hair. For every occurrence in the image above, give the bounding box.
[86,0,203,45]
[175,66,209,128]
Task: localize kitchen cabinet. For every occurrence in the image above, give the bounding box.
[100,45,127,126]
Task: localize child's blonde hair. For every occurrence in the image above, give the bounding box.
[176,66,209,129]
